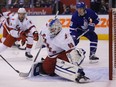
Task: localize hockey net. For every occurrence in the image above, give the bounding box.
[109,8,116,80]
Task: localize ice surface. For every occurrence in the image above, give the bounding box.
[0,40,116,87]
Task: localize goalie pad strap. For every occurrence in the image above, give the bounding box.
[68,48,86,66]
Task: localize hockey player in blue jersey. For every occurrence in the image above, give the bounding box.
[70,2,99,63]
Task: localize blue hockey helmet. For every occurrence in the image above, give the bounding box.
[76,2,86,9]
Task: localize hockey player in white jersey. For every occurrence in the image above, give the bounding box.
[30,18,90,83]
[0,10,16,35]
[0,8,38,59]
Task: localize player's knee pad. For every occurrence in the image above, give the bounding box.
[67,48,86,66]
[55,58,85,82]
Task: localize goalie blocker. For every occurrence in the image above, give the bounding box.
[30,49,90,83]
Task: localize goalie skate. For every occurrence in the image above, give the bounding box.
[75,74,90,83]
[30,60,47,77]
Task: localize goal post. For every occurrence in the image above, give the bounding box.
[109,8,113,80]
[109,8,116,80]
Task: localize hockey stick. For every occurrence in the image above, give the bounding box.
[77,29,89,40]
[2,23,10,34]
[54,11,59,19]
[19,46,42,77]
[0,55,20,73]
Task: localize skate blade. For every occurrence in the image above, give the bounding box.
[76,78,91,83]
[89,60,99,64]
[79,80,91,83]
[26,57,33,61]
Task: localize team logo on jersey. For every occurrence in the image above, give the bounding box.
[81,18,88,30]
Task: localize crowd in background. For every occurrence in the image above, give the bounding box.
[91,0,109,14]
[0,0,111,14]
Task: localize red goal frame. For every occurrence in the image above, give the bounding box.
[109,8,113,80]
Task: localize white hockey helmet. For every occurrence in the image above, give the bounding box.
[18,8,26,14]
[48,18,62,38]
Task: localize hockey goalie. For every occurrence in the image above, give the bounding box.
[30,18,90,83]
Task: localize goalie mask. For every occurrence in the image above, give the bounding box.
[48,19,62,38]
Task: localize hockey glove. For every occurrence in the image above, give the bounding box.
[33,31,39,41]
[88,23,95,32]
[21,39,26,46]
[19,31,27,43]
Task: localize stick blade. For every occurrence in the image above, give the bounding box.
[19,72,29,77]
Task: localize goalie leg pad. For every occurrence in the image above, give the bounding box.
[55,59,90,83]
[55,58,80,82]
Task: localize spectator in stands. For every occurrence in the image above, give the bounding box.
[0,0,6,7]
[14,0,30,8]
[5,0,17,9]
[90,0,100,13]
[14,0,25,7]
[40,0,46,7]
[34,0,41,8]
[63,5,71,15]
[99,0,108,14]
[34,0,54,8]
[52,0,64,14]
[25,0,30,7]
[6,0,13,8]
[112,0,116,8]
[45,0,54,7]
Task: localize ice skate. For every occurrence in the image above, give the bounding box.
[89,55,99,63]
[25,52,33,60]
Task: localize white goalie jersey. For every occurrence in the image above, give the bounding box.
[41,27,75,57]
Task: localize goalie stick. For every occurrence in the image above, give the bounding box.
[54,11,59,19]
[19,46,42,77]
[0,55,32,75]
[0,55,20,73]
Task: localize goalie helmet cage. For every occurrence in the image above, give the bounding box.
[109,8,116,80]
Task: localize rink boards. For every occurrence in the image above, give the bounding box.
[0,15,108,40]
